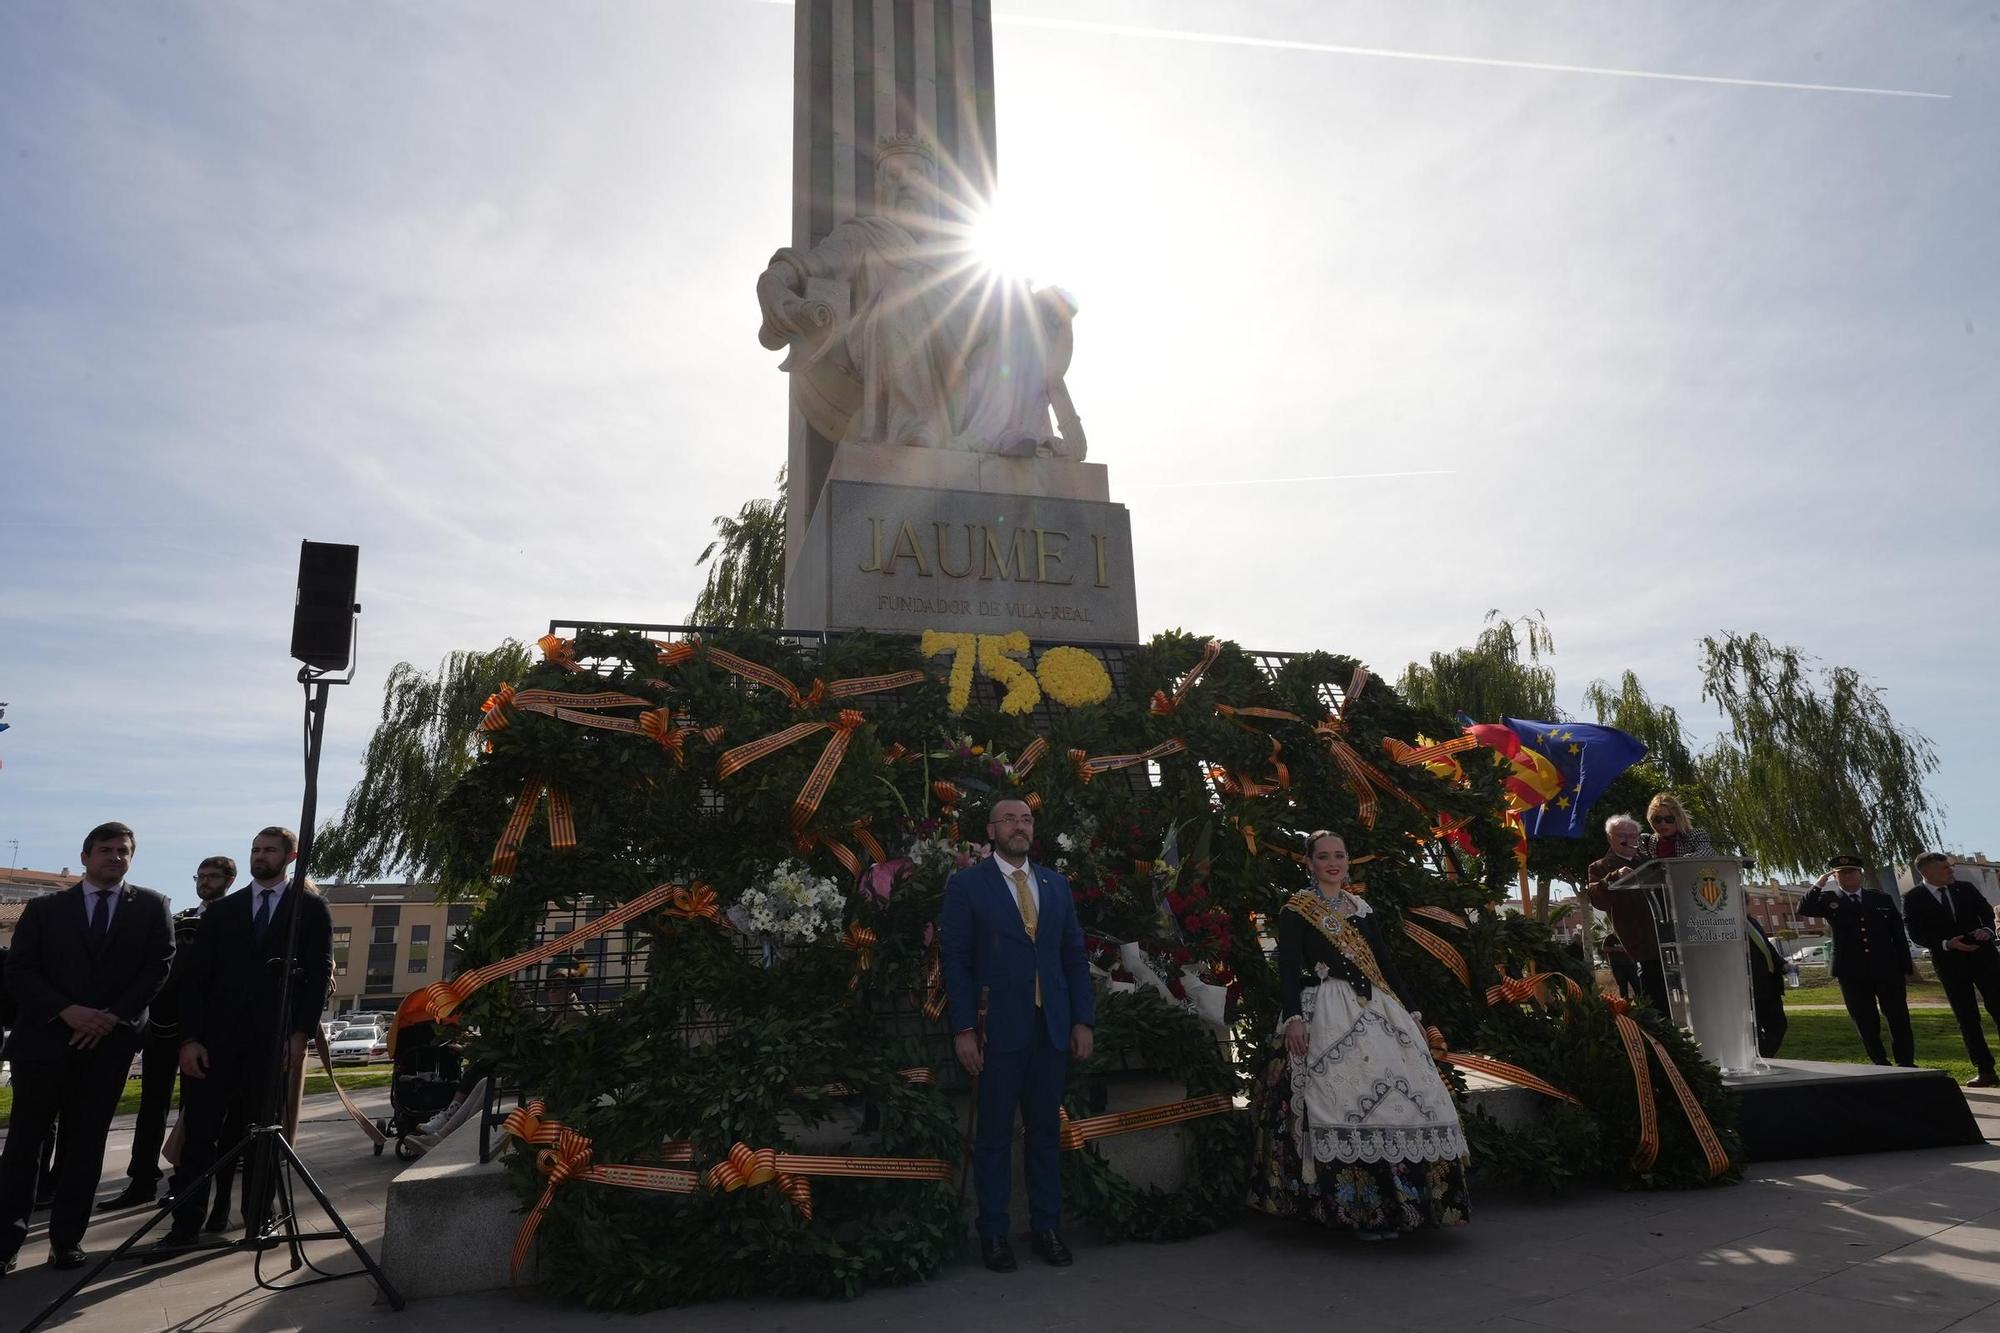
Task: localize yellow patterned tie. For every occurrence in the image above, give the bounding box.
[1011,867,1042,1007]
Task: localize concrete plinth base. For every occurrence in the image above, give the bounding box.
[381,1102,532,1299]
[784,444,1139,642]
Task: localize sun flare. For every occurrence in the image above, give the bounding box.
[970,200,1051,281]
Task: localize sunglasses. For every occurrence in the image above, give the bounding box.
[1650,815,1677,825]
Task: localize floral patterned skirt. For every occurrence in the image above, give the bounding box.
[1247,981,1471,1233]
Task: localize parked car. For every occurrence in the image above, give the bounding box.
[329,1024,389,1065]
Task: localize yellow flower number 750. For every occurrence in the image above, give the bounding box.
[920,630,1112,716]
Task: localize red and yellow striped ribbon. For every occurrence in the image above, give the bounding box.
[1602,997,1730,1177]
[704,1142,957,1223]
[1408,904,1471,929]
[490,776,576,876]
[1385,734,1481,768]
[313,1023,388,1146]
[1402,918,1471,986]
[1484,967,1584,1009]
[850,820,889,867]
[639,707,725,766]
[704,1144,813,1218]
[793,819,890,880]
[1149,638,1222,716]
[499,1111,955,1278]
[1638,1020,1733,1178]
[1233,818,1312,867]
[652,637,698,668]
[1069,739,1187,784]
[795,827,863,879]
[1423,1028,1584,1106]
[810,1067,938,1097]
[479,684,517,731]
[842,922,877,991]
[658,883,724,926]
[1602,997,1663,1171]
[920,937,947,1021]
[717,708,868,834]
[703,646,925,709]
[536,634,588,674]
[393,882,691,1035]
[1056,1093,1236,1151]
[501,1103,699,1280]
[1212,703,1299,798]
[1314,682,1425,830]
[481,683,727,774]
[1011,736,1050,780]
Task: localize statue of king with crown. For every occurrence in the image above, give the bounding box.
[755,134,1085,460]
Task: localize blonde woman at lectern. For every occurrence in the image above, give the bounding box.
[1248,830,1469,1240]
[1638,792,1716,860]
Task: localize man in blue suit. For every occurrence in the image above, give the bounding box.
[941,798,1095,1273]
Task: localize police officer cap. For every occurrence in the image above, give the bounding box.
[1825,854,1865,871]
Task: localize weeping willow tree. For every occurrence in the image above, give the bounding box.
[689,468,786,629]
[1697,632,1941,876]
[1579,669,1736,846]
[1398,609,1559,724]
[1583,670,1698,787]
[314,641,532,892]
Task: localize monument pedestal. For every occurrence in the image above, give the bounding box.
[785,444,1140,643]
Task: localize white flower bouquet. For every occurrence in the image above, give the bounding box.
[732,860,846,947]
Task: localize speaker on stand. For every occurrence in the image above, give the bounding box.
[290,540,360,671]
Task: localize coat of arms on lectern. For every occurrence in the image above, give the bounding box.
[1694,872,1727,913]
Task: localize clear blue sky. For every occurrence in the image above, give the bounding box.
[3,2,1994,907]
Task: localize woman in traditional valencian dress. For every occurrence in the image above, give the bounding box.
[1249,830,1470,1239]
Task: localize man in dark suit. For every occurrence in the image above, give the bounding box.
[941,799,1094,1274]
[158,827,332,1249]
[1746,917,1788,1058]
[101,854,237,1211]
[1798,854,1916,1067]
[0,822,173,1276]
[1902,851,2000,1088]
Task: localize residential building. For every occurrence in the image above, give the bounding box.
[1,866,138,948]
[320,882,472,1018]
[1892,853,2000,906]
[0,865,77,901]
[1745,880,1813,939]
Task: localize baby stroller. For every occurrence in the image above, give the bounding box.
[375,1018,462,1161]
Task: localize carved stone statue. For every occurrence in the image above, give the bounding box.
[756,135,1085,460]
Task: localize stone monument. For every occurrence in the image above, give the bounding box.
[761,0,1138,643]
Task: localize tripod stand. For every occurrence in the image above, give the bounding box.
[25,667,405,1331]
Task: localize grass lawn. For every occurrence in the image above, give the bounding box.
[1787,973,1950,1006]
[1782,1009,1980,1083]
[0,1068,393,1121]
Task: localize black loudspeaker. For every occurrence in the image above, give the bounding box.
[290,540,359,670]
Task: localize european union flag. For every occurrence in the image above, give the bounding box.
[1503,718,1648,840]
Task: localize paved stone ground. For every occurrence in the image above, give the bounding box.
[7,1090,2000,1333]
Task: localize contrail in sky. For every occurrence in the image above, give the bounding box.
[748,1,1949,100]
[1126,469,1459,490]
[990,12,1950,100]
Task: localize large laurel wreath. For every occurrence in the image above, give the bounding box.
[432,625,1736,1309]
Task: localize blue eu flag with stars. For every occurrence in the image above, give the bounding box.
[1504,718,1648,840]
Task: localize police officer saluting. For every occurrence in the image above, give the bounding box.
[1798,854,1916,1067]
